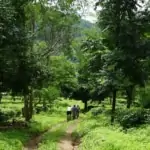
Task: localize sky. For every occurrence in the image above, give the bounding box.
[80,0,100,23]
[81,0,149,23]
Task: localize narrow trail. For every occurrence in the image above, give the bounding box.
[58,120,80,150]
[23,120,80,150]
[23,121,65,150]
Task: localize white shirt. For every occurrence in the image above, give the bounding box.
[67,107,71,111]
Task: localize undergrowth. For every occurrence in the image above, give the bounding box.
[73,107,150,150]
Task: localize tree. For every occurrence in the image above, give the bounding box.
[41,86,60,111]
[95,0,150,122]
[49,56,77,97]
[0,0,89,122]
[0,0,49,121]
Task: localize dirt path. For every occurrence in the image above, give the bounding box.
[23,121,65,150]
[58,120,80,150]
[23,120,80,150]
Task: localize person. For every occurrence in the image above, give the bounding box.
[66,106,72,121]
[71,105,77,119]
[76,105,80,118]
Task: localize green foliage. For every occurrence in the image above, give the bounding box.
[26,0,79,57]
[0,111,9,122]
[91,107,103,116]
[139,87,150,108]
[0,96,23,122]
[0,110,21,122]
[74,114,110,138]
[117,108,150,128]
[97,0,150,86]
[49,56,77,97]
[74,109,150,150]
[0,97,81,149]
[28,113,64,133]
[0,130,29,150]
[79,127,150,150]
[41,86,60,104]
[38,124,67,150]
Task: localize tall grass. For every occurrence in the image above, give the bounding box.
[74,108,150,150]
[0,97,83,150]
[79,126,150,150]
[0,129,30,150]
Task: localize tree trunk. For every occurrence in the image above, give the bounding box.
[23,90,33,122]
[126,85,134,109]
[24,95,30,122]
[111,90,117,124]
[29,90,33,120]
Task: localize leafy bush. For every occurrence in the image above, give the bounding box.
[91,107,103,116]
[139,87,150,108]
[0,109,21,122]
[16,110,21,117]
[0,111,9,122]
[41,86,61,110]
[117,108,150,128]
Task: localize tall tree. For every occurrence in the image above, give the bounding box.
[96,0,150,122]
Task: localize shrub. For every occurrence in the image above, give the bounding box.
[0,109,21,122]
[7,110,16,118]
[41,86,61,110]
[0,111,8,122]
[139,87,150,108]
[91,107,103,116]
[16,110,21,117]
[117,108,150,128]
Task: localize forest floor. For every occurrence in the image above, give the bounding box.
[23,120,80,150]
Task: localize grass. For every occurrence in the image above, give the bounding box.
[79,127,150,150]
[0,96,83,150]
[38,129,65,150]
[0,129,29,150]
[29,112,65,133]
[38,122,71,150]
[37,98,84,150]
[3,95,150,150]
[2,95,150,150]
[72,101,150,150]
